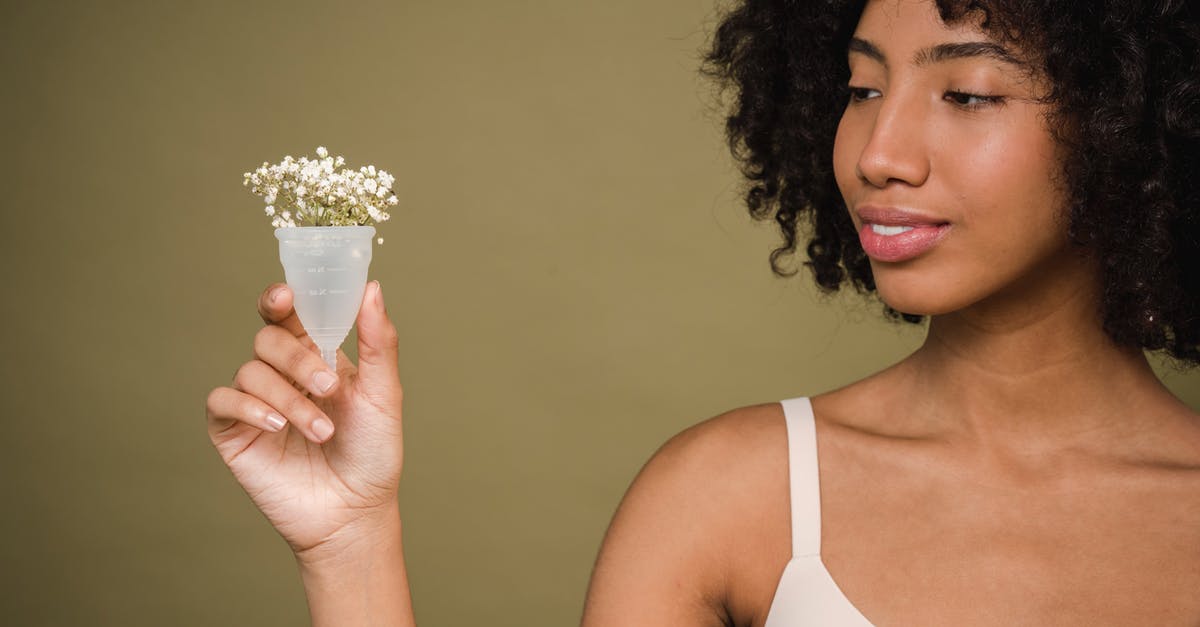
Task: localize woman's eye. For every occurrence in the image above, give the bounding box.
[847,86,880,103]
[944,90,1004,109]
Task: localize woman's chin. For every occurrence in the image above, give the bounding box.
[875,284,971,318]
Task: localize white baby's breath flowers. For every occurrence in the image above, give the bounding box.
[243,146,398,233]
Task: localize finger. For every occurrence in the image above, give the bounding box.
[253,324,340,398]
[206,385,289,437]
[257,283,310,341]
[354,281,402,402]
[232,359,336,443]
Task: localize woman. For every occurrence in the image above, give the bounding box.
[205,0,1200,624]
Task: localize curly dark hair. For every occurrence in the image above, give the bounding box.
[702,0,1200,364]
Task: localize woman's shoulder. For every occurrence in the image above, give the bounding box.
[643,390,887,483]
[634,400,792,528]
[657,401,790,462]
[583,401,794,624]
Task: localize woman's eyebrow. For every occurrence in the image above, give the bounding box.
[848,37,1023,68]
[848,37,889,66]
[917,40,1022,67]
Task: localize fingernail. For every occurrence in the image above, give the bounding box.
[269,286,283,303]
[265,413,287,432]
[313,371,337,393]
[312,418,335,442]
[373,281,384,310]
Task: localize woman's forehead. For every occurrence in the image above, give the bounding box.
[852,0,1041,74]
[855,0,991,47]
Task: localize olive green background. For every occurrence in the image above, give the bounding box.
[2,1,1197,626]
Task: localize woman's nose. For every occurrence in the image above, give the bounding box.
[855,93,931,189]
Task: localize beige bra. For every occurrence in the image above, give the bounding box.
[762,396,876,626]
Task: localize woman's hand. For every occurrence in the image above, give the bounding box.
[205,280,404,562]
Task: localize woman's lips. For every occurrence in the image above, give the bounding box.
[857,222,951,262]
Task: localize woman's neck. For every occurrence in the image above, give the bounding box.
[897,258,1178,456]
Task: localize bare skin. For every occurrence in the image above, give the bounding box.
[207,0,1200,625]
[206,281,416,626]
[582,0,1200,625]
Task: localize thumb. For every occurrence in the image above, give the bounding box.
[354,280,402,398]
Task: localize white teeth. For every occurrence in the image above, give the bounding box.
[870,224,915,236]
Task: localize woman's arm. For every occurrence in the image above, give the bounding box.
[206,282,414,625]
[294,505,416,627]
[581,410,776,627]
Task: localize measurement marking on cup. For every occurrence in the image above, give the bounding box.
[306,266,348,273]
[306,288,351,296]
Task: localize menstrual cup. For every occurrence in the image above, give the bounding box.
[275,226,375,370]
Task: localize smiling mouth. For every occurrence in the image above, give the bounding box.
[854,206,952,260]
[857,222,952,262]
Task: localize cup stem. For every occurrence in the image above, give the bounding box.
[319,346,337,371]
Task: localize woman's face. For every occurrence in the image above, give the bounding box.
[833,0,1076,317]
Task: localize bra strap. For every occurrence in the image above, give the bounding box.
[780,396,821,558]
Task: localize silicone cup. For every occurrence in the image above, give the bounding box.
[275,226,375,370]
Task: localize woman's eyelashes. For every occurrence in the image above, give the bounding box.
[847,86,880,103]
[944,90,1005,110]
[846,85,1005,110]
